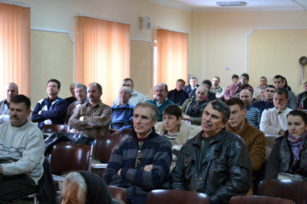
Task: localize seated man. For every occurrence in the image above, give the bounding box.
[171,100,252,204]
[32,79,68,128]
[224,73,254,100]
[167,79,189,106]
[210,76,225,98]
[0,95,44,203]
[226,98,265,195]
[69,83,112,143]
[110,87,134,135]
[155,105,202,170]
[65,84,88,124]
[64,82,78,107]
[253,76,267,99]
[181,86,208,125]
[0,82,18,123]
[190,80,216,101]
[252,85,275,113]
[60,171,112,204]
[104,102,172,203]
[147,83,175,122]
[273,75,296,109]
[240,89,261,129]
[260,88,292,136]
[113,78,146,106]
[183,77,199,97]
[297,81,307,110]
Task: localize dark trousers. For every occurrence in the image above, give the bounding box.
[0,174,37,204]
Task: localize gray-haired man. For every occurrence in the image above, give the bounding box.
[0,82,18,123]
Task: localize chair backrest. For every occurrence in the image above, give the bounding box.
[230,196,295,204]
[108,186,127,204]
[265,135,278,159]
[121,128,132,137]
[49,143,92,174]
[258,179,307,204]
[146,190,210,204]
[93,135,127,163]
[42,124,70,133]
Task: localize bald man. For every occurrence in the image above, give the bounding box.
[0,83,18,123]
[240,89,261,129]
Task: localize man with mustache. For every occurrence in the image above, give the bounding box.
[32,79,68,128]
[0,82,18,123]
[147,83,175,122]
[69,83,111,144]
[65,84,88,124]
[172,100,252,204]
[0,95,44,202]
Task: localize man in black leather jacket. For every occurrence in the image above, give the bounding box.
[171,100,252,204]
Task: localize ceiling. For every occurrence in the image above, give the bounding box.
[149,0,307,12]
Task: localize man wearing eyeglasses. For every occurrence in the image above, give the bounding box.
[171,100,252,204]
[104,102,172,204]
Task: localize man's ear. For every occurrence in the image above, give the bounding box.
[152,118,158,126]
[221,120,228,128]
[243,108,247,116]
[27,109,32,116]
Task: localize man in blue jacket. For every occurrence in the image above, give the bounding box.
[31,79,68,128]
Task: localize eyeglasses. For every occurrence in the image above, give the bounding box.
[135,150,143,168]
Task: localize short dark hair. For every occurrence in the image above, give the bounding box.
[201,80,212,89]
[206,100,230,123]
[162,105,182,119]
[241,73,249,81]
[260,76,267,81]
[123,78,134,86]
[47,79,61,89]
[232,74,239,79]
[266,85,276,90]
[176,79,186,86]
[275,87,288,99]
[273,75,283,81]
[88,83,102,93]
[225,98,245,110]
[191,77,197,81]
[213,76,220,82]
[287,110,307,124]
[11,95,31,110]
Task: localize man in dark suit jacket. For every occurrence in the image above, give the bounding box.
[183,77,199,97]
[168,79,189,106]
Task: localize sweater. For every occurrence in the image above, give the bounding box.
[155,121,202,170]
[146,99,175,122]
[0,121,45,184]
[181,97,208,125]
[210,85,225,98]
[110,103,134,132]
[246,106,261,129]
[103,128,172,203]
[260,107,292,136]
[252,100,274,113]
[167,89,189,106]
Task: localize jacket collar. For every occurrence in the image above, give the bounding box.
[226,118,250,138]
[131,127,158,141]
[192,127,226,148]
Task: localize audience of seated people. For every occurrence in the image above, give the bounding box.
[190,79,216,101]
[65,83,88,124]
[104,102,172,203]
[273,75,297,109]
[226,98,265,195]
[265,109,307,181]
[260,88,292,136]
[110,87,134,136]
[181,86,208,125]
[113,78,146,106]
[183,76,199,97]
[155,105,202,170]
[240,89,261,129]
[252,85,275,113]
[31,79,68,128]
[253,76,267,100]
[297,81,307,110]
[146,83,175,122]
[69,82,112,144]
[167,79,189,106]
[0,82,18,123]
[224,73,254,100]
[172,100,252,204]
[64,82,78,107]
[210,76,225,98]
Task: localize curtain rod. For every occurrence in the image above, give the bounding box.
[0,0,30,7]
[77,13,130,25]
[156,26,189,34]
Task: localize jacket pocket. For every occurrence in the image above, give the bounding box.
[183,154,194,181]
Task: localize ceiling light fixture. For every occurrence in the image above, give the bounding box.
[216,1,247,7]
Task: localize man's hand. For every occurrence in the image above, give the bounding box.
[117,168,122,175]
[276,104,286,112]
[279,129,285,136]
[144,164,153,172]
[112,129,120,135]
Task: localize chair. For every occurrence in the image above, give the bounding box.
[230,196,295,204]
[258,179,307,204]
[121,128,132,137]
[146,189,210,204]
[265,135,278,159]
[42,124,70,133]
[108,186,127,204]
[49,143,92,175]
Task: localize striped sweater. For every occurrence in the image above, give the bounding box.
[104,128,172,203]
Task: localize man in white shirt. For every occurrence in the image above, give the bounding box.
[113,78,146,106]
[260,88,292,136]
[0,82,18,123]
